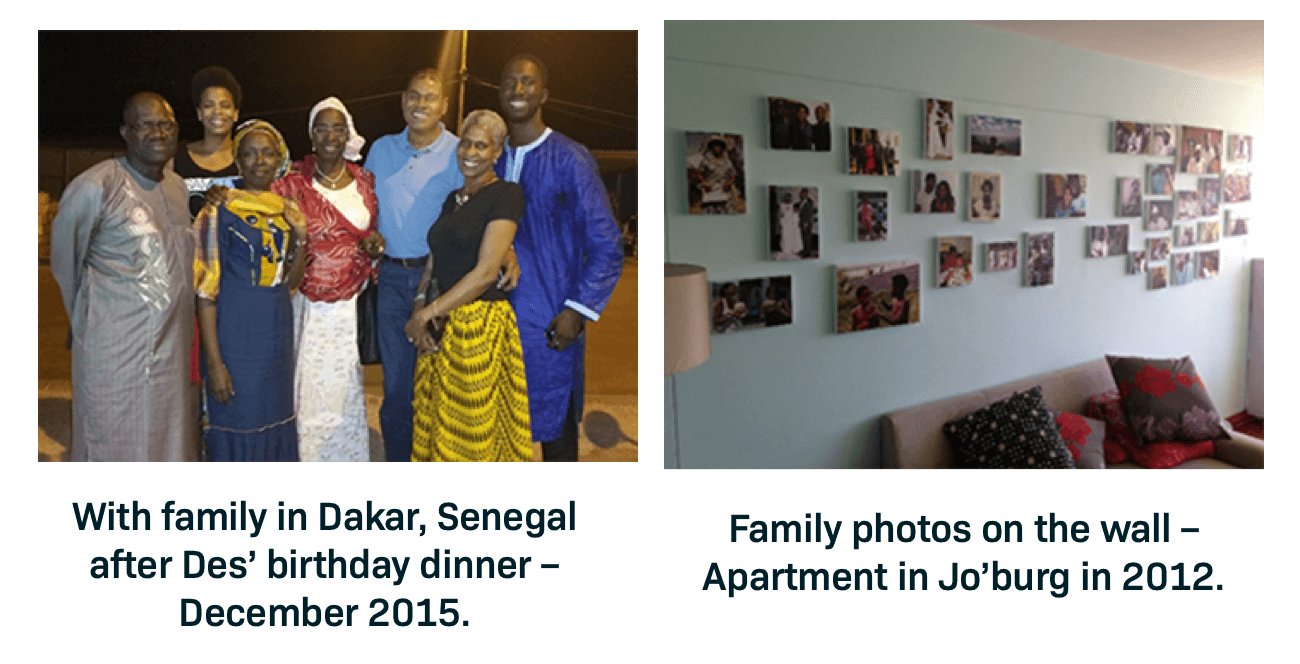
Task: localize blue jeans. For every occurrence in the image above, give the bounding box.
[377,259,425,462]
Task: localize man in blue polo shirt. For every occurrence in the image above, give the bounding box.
[364,69,463,462]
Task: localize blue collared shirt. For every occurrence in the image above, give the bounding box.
[364,124,463,259]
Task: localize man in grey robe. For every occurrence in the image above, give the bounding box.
[51,92,198,461]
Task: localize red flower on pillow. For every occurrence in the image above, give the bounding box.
[1135,365,1180,398]
[1056,413,1092,456]
[1175,373,1193,387]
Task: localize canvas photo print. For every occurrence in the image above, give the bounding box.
[937,235,974,288]
[1175,190,1199,220]
[768,96,831,152]
[1179,125,1224,174]
[913,171,958,213]
[1147,236,1170,262]
[1146,200,1173,231]
[1086,226,1109,258]
[711,275,793,334]
[1112,121,1151,154]
[1172,252,1195,285]
[1197,250,1220,279]
[835,261,921,333]
[1118,177,1142,217]
[1228,134,1252,162]
[1198,177,1220,216]
[1197,220,1220,244]
[770,186,819,260]
[1225,211,1249,237]
[856,191,888,242]
[1173,224,1196,248]
[924,98,955,160]
[1149,263,1169,290]
[1148,163,1174,195]
[1107,224,1129,256]
[1129,249,1148,275]
[1224,169,1251,203]
[1025,231,1055,287]
[984,240,1018,272]
[968,172,1001,221]
[1043,173,1086,218]
[1149,124,1177,156]
[685,131,746,215]
[847,127,900,175]
[968,115,1022,156]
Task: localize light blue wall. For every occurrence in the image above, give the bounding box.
[664,21,1263,468]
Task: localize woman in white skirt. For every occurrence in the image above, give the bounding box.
[271,97,384,461]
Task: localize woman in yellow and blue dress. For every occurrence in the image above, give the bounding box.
[193,119,308,461]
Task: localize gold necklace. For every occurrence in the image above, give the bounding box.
[315,162,347,188]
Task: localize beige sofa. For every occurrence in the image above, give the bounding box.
[879,359,1264,469]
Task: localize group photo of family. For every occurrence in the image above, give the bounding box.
[37,31,639,463]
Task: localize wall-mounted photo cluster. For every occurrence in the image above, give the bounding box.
[684,87,1256,342]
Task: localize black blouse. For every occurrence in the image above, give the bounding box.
[426,180,524,302]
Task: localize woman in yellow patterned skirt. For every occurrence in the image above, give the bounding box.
[405,109,530,462]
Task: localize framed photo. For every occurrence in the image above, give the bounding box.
[1107,224,1130,256]
[968,172,1001,221]
[1149,263,1169,290]
[835,261,921,333]
[1025,231,1055,287]
[1197,250,1221,279]
[685,131,746,215]
[1149,124,1177,156]
[855,191,888,242]
[937,236,974,288]
[1086,226,1109,258]
[1112,121,1151,154]
[1179,125,1224,174]
[1223,169,1251,203]
[1224,211,1249,237]
[984,240,1018,272]
[1198,177,1220,216]
[1129,249,1148,275]
[1175,190,1199,220]
[1147,163,1174,195]
[1228,134,1252,163]
[912,171,958,214]
[1173,224,1197,248]
[710,275,794,334]
[1172,252,1196,285]
[1117,177,1142,217]
[769,185,819,260]
[923,98,955,160]
[968,115,1022,156]
[1197,220,1221,244]
[1043,174,1086,218]
[767,96,831,152]
[1146,200,1173,231]
[847,127,900,175]
[1146,236,1171,262]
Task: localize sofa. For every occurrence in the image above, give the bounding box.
[879,359,1264,469]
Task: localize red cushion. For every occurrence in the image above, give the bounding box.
[1086,391,1215,468]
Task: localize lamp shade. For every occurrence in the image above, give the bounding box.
[664,263,712,376]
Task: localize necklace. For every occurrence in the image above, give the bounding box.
[454,176,498,209]
[315,162,347,188]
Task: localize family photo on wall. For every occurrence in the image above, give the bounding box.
[847,127,900,175]
[768,96,831,152]
[835,261,921,333]
[769,185,819,260]
[709,275,793,334]
[685,131,746,215]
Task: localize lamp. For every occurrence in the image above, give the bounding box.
[665,263,711,469]
[664,263,711,375]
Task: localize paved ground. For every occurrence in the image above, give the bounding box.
[36,259,638,462]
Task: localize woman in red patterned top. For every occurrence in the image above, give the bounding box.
[271,97,385,462]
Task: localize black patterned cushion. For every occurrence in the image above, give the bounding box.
[943,386,1076,469]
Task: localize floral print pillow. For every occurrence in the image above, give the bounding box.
[1054,412,1106,469]
[1105,355,1228,446]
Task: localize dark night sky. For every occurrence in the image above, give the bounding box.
[37,31,638,159]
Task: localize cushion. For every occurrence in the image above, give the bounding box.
[1086,390,1216,469]
[1054,412,1106,469]
[1105,355,1228,445]
[944,386,1076,468]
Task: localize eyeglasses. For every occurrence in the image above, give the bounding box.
[312,126,349,138]
[128,120,176,134]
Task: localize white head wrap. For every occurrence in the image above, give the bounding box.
[309,96,366,162]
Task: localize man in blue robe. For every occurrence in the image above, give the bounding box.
[496,54,624,461]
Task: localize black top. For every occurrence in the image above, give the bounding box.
[172,147,240,218]
[427,180,524,302]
